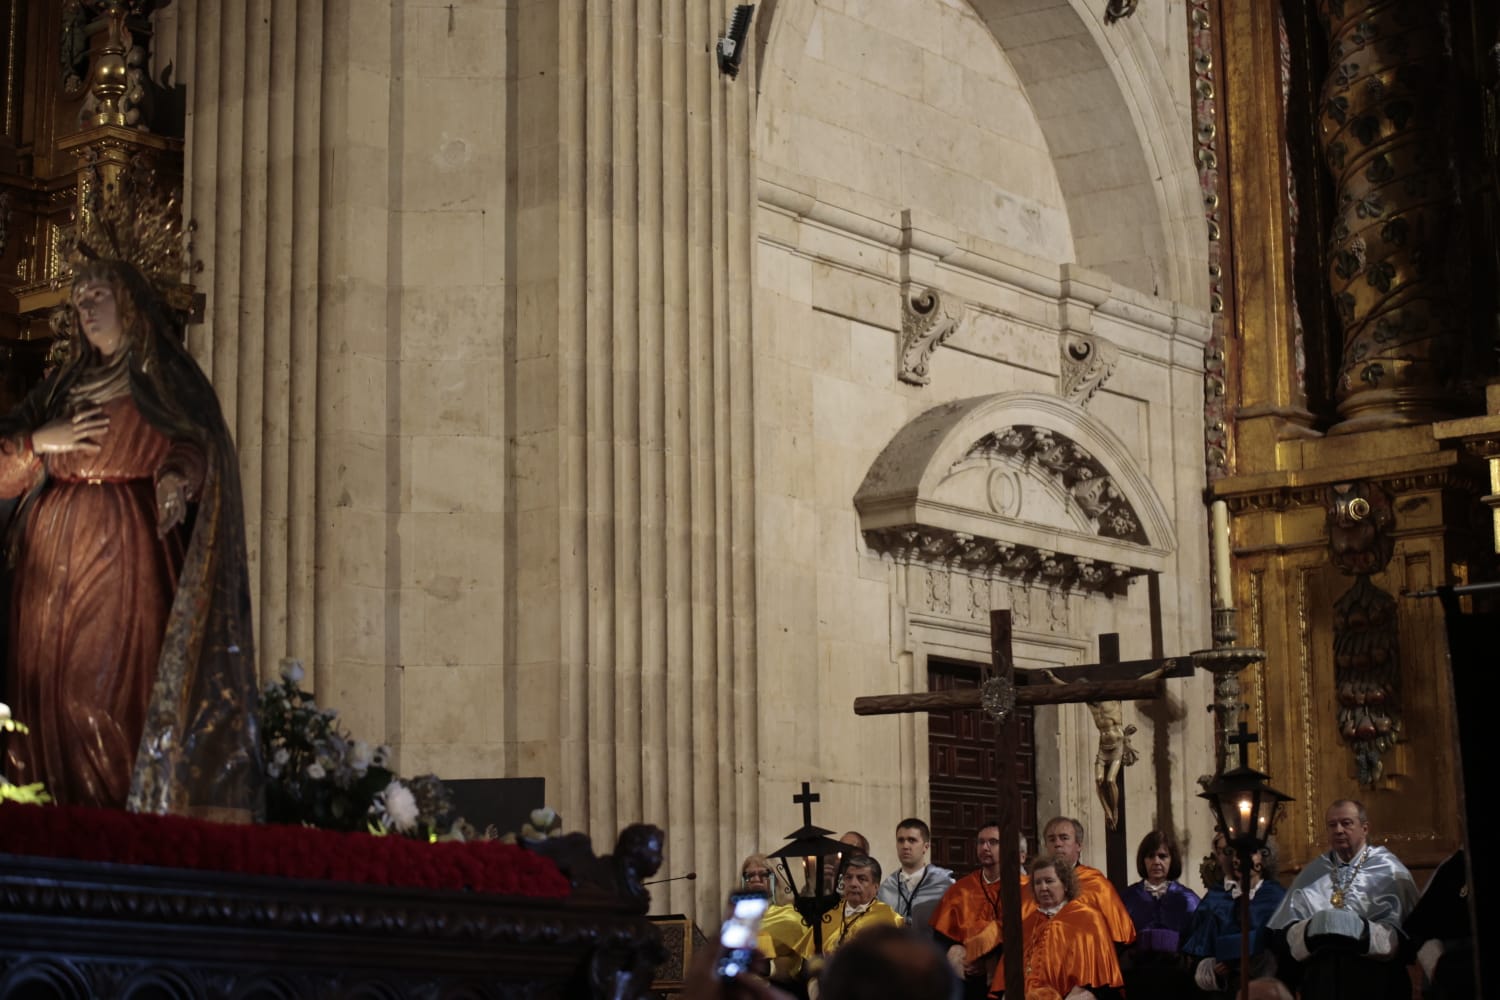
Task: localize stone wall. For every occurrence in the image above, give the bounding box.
[160,0,514,778]
[158,0,1216,925]
[751,0,1216,878]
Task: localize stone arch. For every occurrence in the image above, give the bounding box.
[969,1,1204,303]
[753,0,1205,307]
[854,392,1175,593]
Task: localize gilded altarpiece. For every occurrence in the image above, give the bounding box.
[1203,0,1498,874]
[0,0,184,412]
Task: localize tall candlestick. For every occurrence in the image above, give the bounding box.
[1211,500,1232,608]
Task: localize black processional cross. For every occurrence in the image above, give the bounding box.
[1227,721,1257,767]
[853,585,1194,999]
[793,781,820,825]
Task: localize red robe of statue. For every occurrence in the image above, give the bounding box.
[1,395,199,807]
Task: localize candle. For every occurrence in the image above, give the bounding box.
[1211,500,1233,609]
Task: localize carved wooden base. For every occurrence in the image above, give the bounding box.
[0,850,664,999]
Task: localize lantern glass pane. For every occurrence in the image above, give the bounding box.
[1256,799,1277,840]
[1231,791,1256,840]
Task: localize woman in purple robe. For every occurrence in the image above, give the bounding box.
[1121,829,1200,998]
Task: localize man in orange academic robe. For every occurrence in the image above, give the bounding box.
[1043,815,1136,946]
[930,823,1034,1000]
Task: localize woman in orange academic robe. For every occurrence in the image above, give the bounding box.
[993,855,1124,1000]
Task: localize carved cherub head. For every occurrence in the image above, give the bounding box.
[1326,481,1395,575]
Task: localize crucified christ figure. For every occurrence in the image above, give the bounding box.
[1088,699,1138,830]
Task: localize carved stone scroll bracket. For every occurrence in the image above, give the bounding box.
[1059,331,1121,407]
[898,286,965,386]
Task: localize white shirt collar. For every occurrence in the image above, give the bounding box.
[1224,878,1264,900]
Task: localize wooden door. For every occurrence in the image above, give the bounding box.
[927,657,1037,875]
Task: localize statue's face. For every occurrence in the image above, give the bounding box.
[73,279,124,357]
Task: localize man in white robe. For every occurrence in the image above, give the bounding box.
[1264,799,1417,1000]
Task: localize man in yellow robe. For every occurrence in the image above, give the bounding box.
[929,823,1033,999]
[797,854,903,958]
[1043,815,1136,946]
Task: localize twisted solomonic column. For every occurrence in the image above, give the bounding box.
[1316,0,1469,432]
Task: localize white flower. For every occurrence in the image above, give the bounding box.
[372,745,392,769]
[349,740,373,773]
[382,780,419,832]
[306,762,326,780]
[529,807,558,831]
[279,659,305,684]
[273,748,290,766]
[0,703,10,723]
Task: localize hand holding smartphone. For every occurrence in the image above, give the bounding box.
[715,889,771,980]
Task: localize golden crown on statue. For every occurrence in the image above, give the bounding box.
[55,154,200,318]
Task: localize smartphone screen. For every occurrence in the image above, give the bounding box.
[716,889,771,979]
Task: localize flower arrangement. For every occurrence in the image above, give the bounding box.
[0,703,50,806]
[260,661,465,840]
[499,807,564,845]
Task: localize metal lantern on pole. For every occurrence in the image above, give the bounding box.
[769,782,849,955]
[1199,723,1293,1000]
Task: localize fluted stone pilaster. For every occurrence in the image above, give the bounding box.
[166,0,758,927]
[163,0,324,681]
[545,0,759,920]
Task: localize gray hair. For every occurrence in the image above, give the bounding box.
[844,853,882,884]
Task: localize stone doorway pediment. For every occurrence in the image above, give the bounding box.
[855,393,1175,595]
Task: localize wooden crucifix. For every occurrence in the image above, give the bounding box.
[853,602,1193,999]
